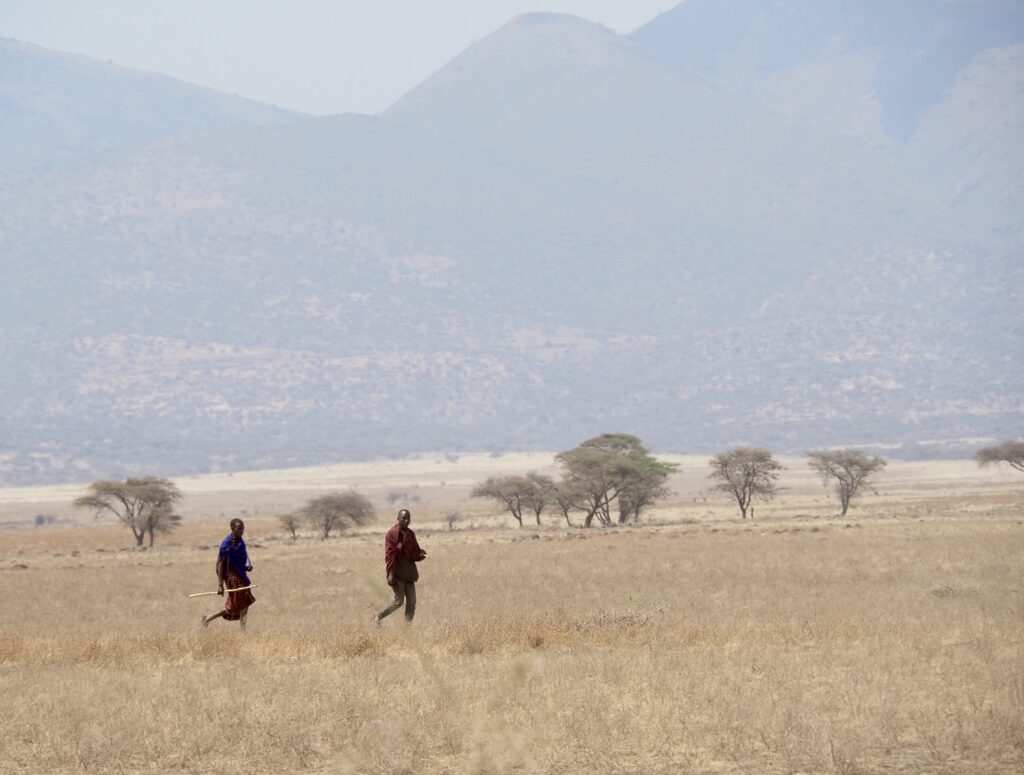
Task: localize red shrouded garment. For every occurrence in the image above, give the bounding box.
[384,523,423,581]
[222,570,255,620]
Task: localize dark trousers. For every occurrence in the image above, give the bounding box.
[377,579,416,622]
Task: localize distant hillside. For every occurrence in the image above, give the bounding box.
[909,43,1024,234]
[0,7,1021,484]
[633,0,1024,139]
[632,0,1024,231]
[386,14,964,257]
[0,39,302,172]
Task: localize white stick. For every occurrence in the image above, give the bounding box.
[188,584,258,598]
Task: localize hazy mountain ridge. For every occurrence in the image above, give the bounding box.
[0,38,303,173]
[633,0,1024,138]
[632,0,1024,232]
[910,43,1024,231]
[386,14,980,253]
[1,6,1021,484]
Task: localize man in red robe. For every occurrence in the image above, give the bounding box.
[202,518,255,630]
[374,508,427,625]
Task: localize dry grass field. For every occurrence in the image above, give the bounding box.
[1,455,1022,774]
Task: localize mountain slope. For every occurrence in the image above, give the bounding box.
[0,38,302,172]
[632,0,1024,141]
[910,43,1024,233]
[0,13,1020,483]
[388,15,955,234]
[631,1,1024,229]
[2,118,1018,483]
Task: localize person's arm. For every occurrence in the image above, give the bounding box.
[384,529,398,587]
[216,554,226,595]
[410,530,426,561]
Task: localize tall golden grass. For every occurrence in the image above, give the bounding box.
[1,460,1022,773]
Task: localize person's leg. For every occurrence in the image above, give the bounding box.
[376,581,406,622]
[404,582,416,623]
[240,607,248,632]
[202,610,226,627]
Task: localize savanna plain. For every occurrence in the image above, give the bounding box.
[1,455,1021,774]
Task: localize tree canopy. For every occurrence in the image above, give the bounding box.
[520,472,556,526]
[709,447,782,519]
[975,441,1024,473]
[550,481,586,527]
[278,512,301,540]
[74,477,182,546]
[807,449,886,516]
[556,434,677,527]
[471,475,532,527]
[301,492,375,539]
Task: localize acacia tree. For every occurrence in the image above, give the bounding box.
[550,481,585,527]
[557,434,640,527]
[471,475,529,527]
[145,504,182,547]
[557,434,678,527]
[279,512,301,540]
[708,447,783,519]
[617,456,677,523]
[975,440,1024,473]
[302,492,375,539]
[521,473,556,526]
[807,449,886,516]
[74,477,182,546]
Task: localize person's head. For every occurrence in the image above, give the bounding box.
[397,508,411,528]
[229,518,245,538]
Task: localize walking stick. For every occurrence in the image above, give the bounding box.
[188,584,257,598]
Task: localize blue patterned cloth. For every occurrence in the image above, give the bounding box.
[218,534,250,585]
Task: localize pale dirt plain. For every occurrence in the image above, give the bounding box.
[1,453,1022,774]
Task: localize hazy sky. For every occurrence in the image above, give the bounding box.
[0,1,673,115]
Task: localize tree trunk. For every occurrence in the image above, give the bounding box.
[148,529,154,547]
[134,529,145,546]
